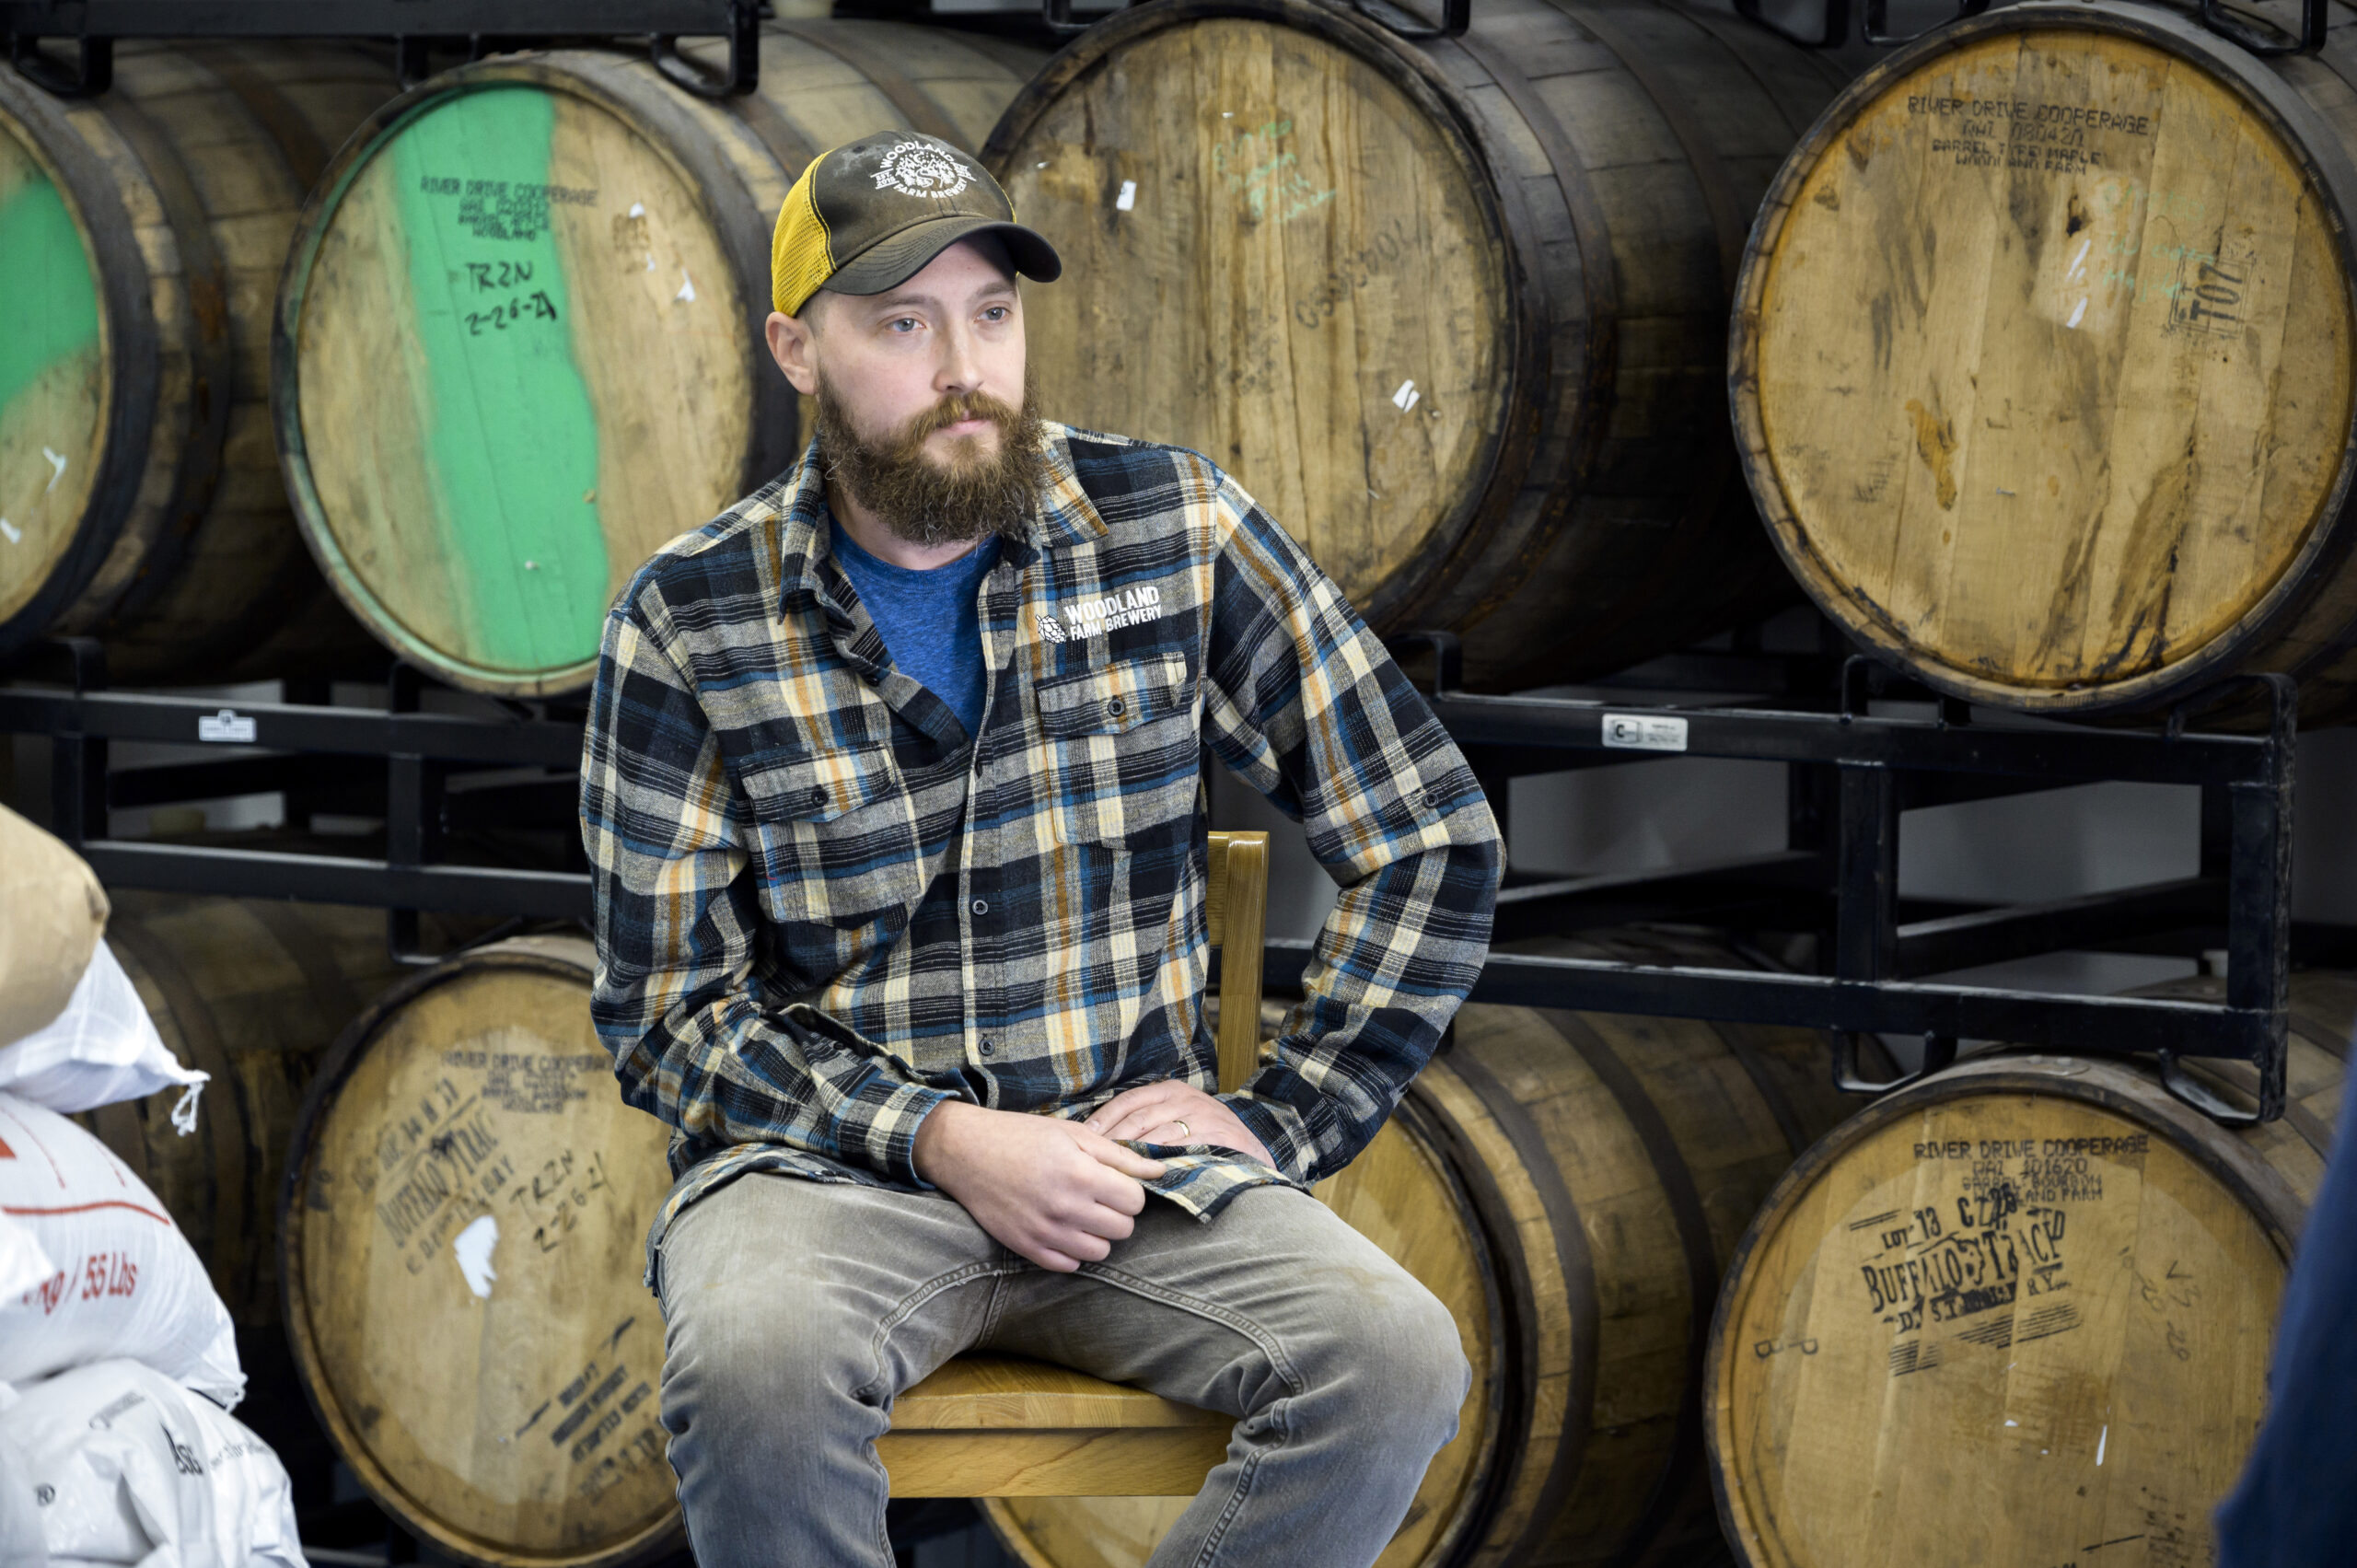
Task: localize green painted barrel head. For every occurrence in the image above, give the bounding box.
[290,78,755,694]
[0,117,107,629]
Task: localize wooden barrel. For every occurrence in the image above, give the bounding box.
[0,43,393,684]
[1706,971,2351,1568]
[76,892,410,1327]
[273,23,1045,697]
[1733,0,2357,726]
[282,935,680,1568]
[988,935,1878,1568]
[982,0,1847,692]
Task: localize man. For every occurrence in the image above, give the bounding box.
[2213,1078,2357,1566]
[581,131,1502,1567]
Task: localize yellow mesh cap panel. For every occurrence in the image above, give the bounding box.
[771,154,837,317]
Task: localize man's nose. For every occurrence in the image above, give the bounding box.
[936,319,986,397]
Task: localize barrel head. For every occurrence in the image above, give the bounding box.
[1710,1059,2304,1568]
[285,76,759,695]
[284,941,681,1568]
[1739,8,2357,716]
[0,104,107,632]
[989,12,1513,633]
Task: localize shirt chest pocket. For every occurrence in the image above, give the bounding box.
[739,745,923,926]
[1032,653,1199,847]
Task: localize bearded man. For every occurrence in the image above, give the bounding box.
[580,131,1502,1568]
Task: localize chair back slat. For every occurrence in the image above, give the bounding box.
[1206,835,1229,947]
[1206,830,1269,1095]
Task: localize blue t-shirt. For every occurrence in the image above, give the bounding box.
[829,520,997,738]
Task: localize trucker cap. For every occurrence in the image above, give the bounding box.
[771,132,1062,318]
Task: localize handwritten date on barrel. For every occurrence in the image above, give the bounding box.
[507,1146,612,1255]
[464,290,559,338]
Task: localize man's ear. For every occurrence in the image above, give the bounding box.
[767,308,819,396]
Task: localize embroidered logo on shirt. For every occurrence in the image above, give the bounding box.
[1038,586,1165,643]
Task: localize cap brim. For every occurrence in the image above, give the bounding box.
[820,215,1062,298]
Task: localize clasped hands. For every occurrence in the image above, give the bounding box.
[911,1079,1275,1273]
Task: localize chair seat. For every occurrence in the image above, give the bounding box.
[879,1355,1231,1497]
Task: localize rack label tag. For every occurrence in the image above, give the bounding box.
[197,709,256,744]
[1601,714,1688,752]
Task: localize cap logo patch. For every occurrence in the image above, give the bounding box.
[872,142,973,200]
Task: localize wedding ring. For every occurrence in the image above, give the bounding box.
[1174,1119,1191,1139]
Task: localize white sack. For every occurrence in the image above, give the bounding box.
[0,945,205,1121]
[0,1213,54,1300]
[0,806,109,1050]
[0,1096,240,1408]
[1,1361,301,1568]
[0,1394,46,1568]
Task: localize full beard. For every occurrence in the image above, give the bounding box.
[814,376,1047,549]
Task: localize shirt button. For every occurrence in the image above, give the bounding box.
[807,784,829,807]
[1422,786,1445,807]
[1107,696,1125,717]
[971,899,990,916]
[979,1039,995,1056]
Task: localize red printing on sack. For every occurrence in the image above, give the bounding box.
[4,1200,173,1224]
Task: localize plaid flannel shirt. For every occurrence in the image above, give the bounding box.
[582,423,1501,1282]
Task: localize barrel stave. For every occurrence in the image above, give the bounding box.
[1478,1009,1703,1566]
[42,78,206,639]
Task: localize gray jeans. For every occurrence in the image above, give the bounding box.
[655,1172,1469,1568]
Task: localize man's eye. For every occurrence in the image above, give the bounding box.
[981,306,1010,322]
[889,318,920,333]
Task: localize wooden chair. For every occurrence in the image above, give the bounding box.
[877,830,1270,1497]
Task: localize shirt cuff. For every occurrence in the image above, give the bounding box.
[853,1081,958,1189]
[1224,1095,1314,1183]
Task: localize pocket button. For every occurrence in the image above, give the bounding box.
[1107,696,1126,717]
